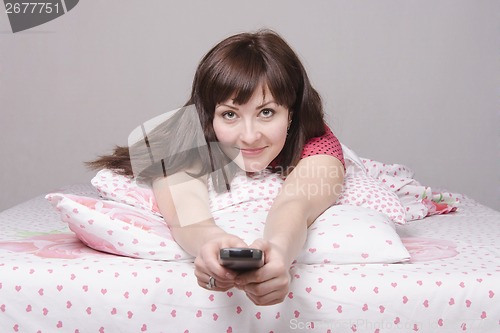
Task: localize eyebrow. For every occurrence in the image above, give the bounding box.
[216,103,238,110]
[216,100,277,110]
[257,100,277,109]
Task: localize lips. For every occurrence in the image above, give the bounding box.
[239,147,267,157]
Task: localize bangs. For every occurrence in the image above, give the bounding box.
[206,43,298,108]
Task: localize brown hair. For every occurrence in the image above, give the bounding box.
[87,29,326,190]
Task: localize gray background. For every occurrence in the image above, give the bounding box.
[1,0,498,211]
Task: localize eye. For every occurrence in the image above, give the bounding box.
[222,111,237,120]
[260,108,275,118]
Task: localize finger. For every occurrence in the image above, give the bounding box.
[204,257,237,282]
[243,271,289,304]
[201,238,251,283]
[195,254,234,291]
[198,247,233,281]
[247,238,271,267]
[235,260,271,286]
[245,289,286,306]
[241,272,285,296]
[235,269,265,286]
[205,238,250,281]
[196,276,233,292]
[247,238,269,254]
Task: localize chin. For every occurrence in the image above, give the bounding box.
[243,165,267,173]
[234,160,267,173]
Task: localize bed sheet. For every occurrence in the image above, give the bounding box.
[0,184,498,333]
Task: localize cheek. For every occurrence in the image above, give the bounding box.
[270,123,288,146]
[212,121,230,143]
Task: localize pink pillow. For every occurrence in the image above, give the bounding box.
[336,173,406,224]
[91,169,160,215]
[45,193,191,261]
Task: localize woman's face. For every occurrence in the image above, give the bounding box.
[213,85,290,172]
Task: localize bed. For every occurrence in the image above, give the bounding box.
[1,147,498,333]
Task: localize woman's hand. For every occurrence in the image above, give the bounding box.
[194,234,248,292]
[234,239,291,306]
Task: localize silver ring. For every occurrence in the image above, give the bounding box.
[206,276,216,289]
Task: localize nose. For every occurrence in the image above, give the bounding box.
[239,120,262,144]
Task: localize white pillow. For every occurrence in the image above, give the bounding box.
[46,193,410,264]
[296,205,410,264]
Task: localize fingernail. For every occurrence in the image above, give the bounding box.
[226,272,235,279]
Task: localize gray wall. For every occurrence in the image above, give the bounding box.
[1,0,498,211]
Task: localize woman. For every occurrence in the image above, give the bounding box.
[88,29,345,306]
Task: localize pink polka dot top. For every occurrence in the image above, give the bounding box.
[301,126,345,168]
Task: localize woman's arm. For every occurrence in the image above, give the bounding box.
[266,154,344,262]
[152,173,218,255]
[152,173,247,290]
[236,155,344,305]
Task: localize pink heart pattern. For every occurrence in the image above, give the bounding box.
[0,168,495,332]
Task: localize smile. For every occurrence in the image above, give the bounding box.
[238,147,267,157]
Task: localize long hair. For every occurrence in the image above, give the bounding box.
[87,29,326,191]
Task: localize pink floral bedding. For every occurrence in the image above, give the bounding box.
[0,183,498,332]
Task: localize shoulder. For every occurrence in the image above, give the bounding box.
[301,125,345,168]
